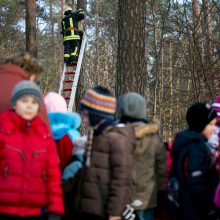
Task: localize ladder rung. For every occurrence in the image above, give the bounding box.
[63,88,72,91]
[64,80,73,83]
[64,96,70,100]
[65,71,75,75]
[66,63,77,67]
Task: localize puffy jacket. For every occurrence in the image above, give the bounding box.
[56,134,74,171]
[0,110,64,217]
[0,64,51,130]
[61,9,85,41]
[130,122,167,210]
[74,121,135,217]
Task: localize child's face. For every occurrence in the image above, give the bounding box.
[13,96,39,121]
[202,118,217,139]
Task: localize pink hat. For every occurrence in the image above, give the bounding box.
[44,92,67,112]
[212,96,220,119]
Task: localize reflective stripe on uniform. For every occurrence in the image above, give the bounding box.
[64,54,70,58]
[63,17,80,41]
[69,18,74,36]
[64,35,80,41]
[71,47,78,56]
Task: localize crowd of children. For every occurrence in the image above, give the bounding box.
[1,52,220,220]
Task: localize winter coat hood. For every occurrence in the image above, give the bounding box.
[0,64,29,79]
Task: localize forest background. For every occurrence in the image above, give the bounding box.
[1,0,220,141]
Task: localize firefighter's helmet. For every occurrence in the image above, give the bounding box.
[64,6,72,12]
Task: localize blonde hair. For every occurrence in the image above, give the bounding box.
[5,52,43,76]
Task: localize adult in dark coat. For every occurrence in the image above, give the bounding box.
[168,103,218,220]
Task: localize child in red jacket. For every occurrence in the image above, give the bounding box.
[0,81,64,220]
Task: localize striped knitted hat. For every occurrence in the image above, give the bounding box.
[80,86,116,119]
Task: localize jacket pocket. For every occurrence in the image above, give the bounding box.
[32,149,48,181]
[33,149,47,159]
[5,145,26,160]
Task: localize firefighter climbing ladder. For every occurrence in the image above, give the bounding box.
[59,33,87,112]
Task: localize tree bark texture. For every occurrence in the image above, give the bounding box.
[77,0,86,11]
[26,0,37,57]
[116,0,146,97]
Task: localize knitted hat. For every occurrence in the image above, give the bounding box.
[186,103,217,132]
[44,92,67,112]
[117,92,147,119]
[80,86,116,119]
[10,80,41,107]
[212,96,220,119]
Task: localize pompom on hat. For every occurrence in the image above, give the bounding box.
[80,86,116,119]
[10,80,41,108]
[186,102,217,132]
[212,96,220,120]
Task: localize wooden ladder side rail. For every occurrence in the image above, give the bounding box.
[58,63,67,95]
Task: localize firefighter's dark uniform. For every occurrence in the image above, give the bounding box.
[61,9,84,64]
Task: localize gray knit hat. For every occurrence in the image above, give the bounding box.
[10,80,41,108]
[117,92,147,119]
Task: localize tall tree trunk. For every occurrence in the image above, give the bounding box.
[50,0,55,55]
[116,0,146,96]
[204,0,213,61]
[77,0,86,11]
[26,0,37,57]
[94,0,100,84]
[192,0,203,56]
[61,0,65,16]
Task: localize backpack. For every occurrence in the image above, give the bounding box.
[167,144,191,218]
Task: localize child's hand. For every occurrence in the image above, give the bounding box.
[109,216,121,220]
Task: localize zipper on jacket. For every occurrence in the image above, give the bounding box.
[42,170,47,181]
[33,150,47,158]
[3,165,8,177]
[5,145,26,160]
[26,121,30,130]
